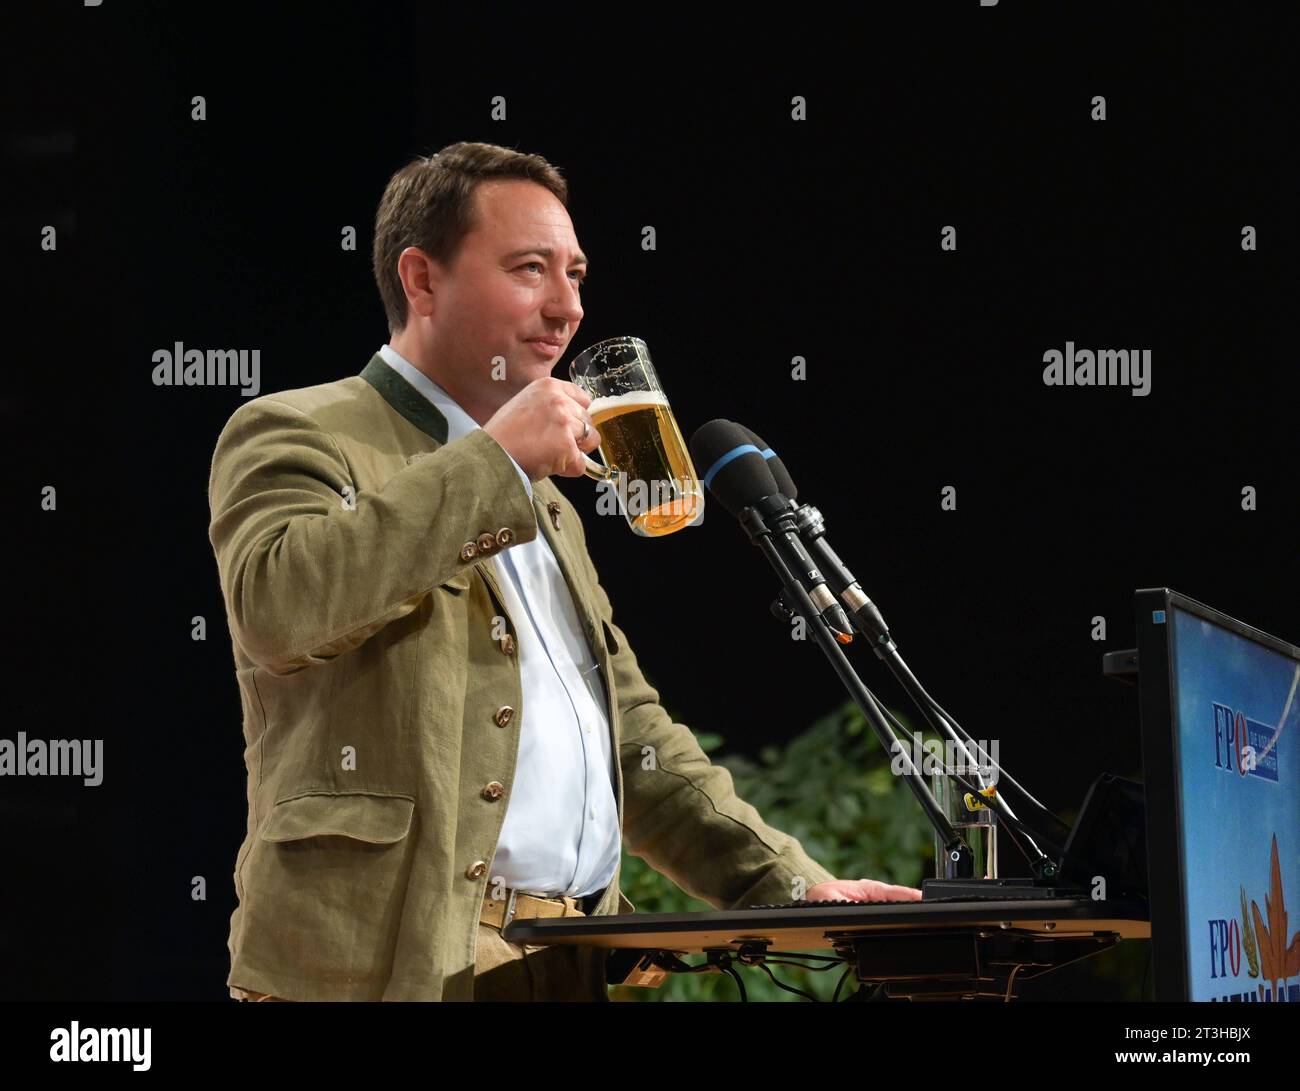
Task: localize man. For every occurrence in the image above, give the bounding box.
[207,141,921,1003]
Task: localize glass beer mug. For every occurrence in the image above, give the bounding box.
[569,336,704,537]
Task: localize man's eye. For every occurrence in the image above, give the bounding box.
[520,262,584,285]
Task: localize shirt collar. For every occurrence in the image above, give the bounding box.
[377,344,534,501]
[377,344,482,445]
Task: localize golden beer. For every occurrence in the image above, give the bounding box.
[588,391,702,536]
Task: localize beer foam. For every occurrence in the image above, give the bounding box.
[588,389,670,416]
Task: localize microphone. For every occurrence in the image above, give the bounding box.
[687,419,780,518]
[689,420,852,643]
[731,422,799,504]
[729,422,891,649]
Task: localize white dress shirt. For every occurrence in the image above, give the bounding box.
[378,345,621,899]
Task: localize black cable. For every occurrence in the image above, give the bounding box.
[722,965,746,1001]
[742,950,841,965]
[832,965,853,1002]
[757,963,819,1001]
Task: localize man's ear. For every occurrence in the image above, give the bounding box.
[397,246,442,321]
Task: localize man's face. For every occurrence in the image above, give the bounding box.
[430,178,586,398]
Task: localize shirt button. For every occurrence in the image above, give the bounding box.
[466,860,488,880]
[476,532,496,553]
[584,722,592,733]
[590,807,596,820]
[495,527,514,547]
[494,705,515,728]
[459,542,478,562]
[498,633,516,656]
[481,781,505,802]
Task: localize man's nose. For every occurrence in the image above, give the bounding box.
[544,277,583,325]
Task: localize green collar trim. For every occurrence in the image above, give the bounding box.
[360,353,449,445]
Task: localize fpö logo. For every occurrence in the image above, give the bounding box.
[1207,834,1300,1001]
[1212,702,1280,782]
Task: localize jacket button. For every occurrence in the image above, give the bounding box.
[495,527,514,548]
[466,860,488,880]
[498,633,516,656]
[494,705,515,728]
[460,542,478,562]
[481,781,505,802]
[476,532,496,553]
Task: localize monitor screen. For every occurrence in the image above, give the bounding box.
[1155,597,1300,1001]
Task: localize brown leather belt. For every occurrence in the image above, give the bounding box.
[481,889,588,930]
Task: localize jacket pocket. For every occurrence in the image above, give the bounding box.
[238,790,418,995]
[261,791,416,844]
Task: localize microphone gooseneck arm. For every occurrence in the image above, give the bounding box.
[722,420,1075,881]
[736,500,975,874]
[789,501,1062,876]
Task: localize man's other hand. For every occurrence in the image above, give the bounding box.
[803,879,924,903]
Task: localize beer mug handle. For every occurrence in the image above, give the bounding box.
[582,455,617,483]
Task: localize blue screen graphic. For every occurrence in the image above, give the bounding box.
[1171,606,1300,1001]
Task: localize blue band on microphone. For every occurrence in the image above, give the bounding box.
[703,444,761,489]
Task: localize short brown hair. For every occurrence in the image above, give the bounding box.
[372,141,570,335]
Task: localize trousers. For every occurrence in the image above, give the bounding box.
[232,902,610,1002]
[470,920,610,1002]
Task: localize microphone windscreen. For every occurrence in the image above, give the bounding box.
[731,422,798,503]
[688,419,780,517]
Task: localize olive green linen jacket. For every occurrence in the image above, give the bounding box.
[206,352,835,1001]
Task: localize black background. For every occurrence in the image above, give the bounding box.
[2,1,1293,999]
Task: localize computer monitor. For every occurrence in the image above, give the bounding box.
[1135,588,1300,1002]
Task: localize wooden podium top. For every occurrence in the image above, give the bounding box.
[504,896,1151,952]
